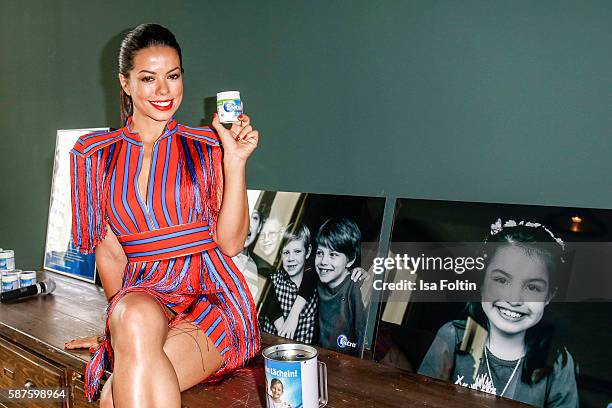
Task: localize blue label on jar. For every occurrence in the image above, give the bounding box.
[2,281,18,291]
[223,100,242,113]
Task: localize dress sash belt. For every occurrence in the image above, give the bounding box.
[117,221,217,262]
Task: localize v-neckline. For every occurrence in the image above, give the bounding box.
[137,143,154,209]
[123,116,178,228]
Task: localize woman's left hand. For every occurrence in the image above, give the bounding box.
[212,113,259,162]
[64,335,103,353]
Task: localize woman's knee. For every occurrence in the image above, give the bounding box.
[109,293,168,351]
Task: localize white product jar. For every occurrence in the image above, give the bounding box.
[216,91,243,124]
[1,273,19,292]
[0,250,15,271]
[20,271,37,287]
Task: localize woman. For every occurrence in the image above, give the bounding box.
[64,23,260,407]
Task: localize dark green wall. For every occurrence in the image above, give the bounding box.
[2,0,612,269]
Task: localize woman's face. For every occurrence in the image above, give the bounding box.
[481,245,552,336]
[119,45,183,123]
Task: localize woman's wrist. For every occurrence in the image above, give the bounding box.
[223,155,247,171]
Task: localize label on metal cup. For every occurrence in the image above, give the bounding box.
[263,344,327,408]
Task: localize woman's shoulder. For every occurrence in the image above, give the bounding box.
[71,128,123,157]
[176,123,220,146]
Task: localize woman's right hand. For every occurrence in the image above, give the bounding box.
[64,336,101,352]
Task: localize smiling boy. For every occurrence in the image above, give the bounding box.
[259,224,318,343]
[315,217,366,356]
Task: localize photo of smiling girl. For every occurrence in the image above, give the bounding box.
[418,219,578,407]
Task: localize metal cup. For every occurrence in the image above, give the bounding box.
[263,343,328,408]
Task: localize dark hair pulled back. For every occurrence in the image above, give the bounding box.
[118,23,183,124]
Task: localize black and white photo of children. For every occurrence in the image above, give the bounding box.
[418,220,578,406]
[374,198,612,408]
[248,190,386,357]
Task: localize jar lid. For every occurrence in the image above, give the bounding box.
[2,274,18,282]
[0,250,14,259]
[216,91,240,100]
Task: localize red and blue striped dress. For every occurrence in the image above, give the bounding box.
[70,117,260,402]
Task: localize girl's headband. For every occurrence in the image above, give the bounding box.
[489,218,566,251]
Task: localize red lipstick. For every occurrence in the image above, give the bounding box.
[149,99,173,111]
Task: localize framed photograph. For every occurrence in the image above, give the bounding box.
[43,128,108,283]
[373,197,612,408]
[233,189,386,358]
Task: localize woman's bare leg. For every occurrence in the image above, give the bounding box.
[107,292,180,408]
[99,376,114,408]
[99,309,223,407]
[163,319,224,390]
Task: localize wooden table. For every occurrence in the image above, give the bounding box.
[0,271,528,407]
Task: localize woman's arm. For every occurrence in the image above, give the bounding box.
[212,113,259,256]
[95,226,127,301]
[65,226,126,350]
[215,157,249,256]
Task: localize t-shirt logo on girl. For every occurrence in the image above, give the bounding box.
[455,373,496,395]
